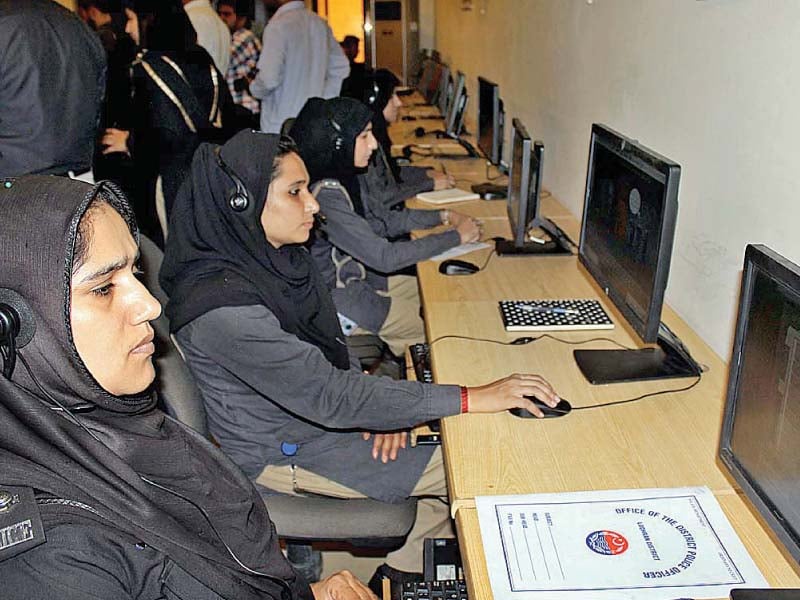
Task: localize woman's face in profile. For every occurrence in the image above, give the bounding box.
[382,92,402,124]
[354,123,378,168]
[70,204,162,396]
[261,152,319,248]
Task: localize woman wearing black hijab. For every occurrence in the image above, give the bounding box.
[106,0,243,245]
[345,69,476,256]
[350,69,454,208]
[159,129,560,583]
[289,97,478,357]
[0,175,372,599]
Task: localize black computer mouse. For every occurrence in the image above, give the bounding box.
[510,397,572,419]
[438,259,480,276]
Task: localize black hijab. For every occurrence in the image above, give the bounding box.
[344,69,403,183]
[0,175,309,600]
[160,130,350,369]
[289,97,373,216]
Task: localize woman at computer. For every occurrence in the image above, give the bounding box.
[288,97,479,356]
[346,69,455,209]
[159,129,560,588]
[0,175,376,599]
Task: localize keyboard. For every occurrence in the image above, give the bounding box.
[401,580,468,600]
[499,299,614,332]
[409,343,433,383]
[408,343,440,433]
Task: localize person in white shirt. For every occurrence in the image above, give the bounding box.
[250,0,350,133]
[182,0,231,73]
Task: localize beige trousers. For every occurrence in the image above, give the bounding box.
[256,446,453,572]
[354,274,425,358]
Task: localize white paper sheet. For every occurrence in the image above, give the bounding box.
[429,241,492,262]
[475,487,767,600]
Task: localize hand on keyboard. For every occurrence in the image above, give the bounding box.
[311,570,378,600]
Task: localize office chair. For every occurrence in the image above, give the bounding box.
[138,236,418,577]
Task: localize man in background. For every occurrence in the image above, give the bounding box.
[339,33,366,97]
[183,0,231,73]
[250,0,350,133]
[0,0,106,180]
[218,0,261,129]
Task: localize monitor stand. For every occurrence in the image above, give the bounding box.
[574,323,701,384]
[496,218,572,256]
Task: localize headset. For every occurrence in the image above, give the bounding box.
[215,148,250,212]
[364,77,380,108]
[0,288,35,380]
[326,106,345,151]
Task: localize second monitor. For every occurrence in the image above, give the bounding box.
[495,118,572,256]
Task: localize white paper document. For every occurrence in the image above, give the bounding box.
[429,241,492,262]
[475,487,767,600]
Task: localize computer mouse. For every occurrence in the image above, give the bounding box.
[438,259,480,276]
[510,397,572,419]
[482,192,506,201]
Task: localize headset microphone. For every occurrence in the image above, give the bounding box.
[0,288,36,379]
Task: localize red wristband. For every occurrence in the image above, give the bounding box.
[460,386,469,413]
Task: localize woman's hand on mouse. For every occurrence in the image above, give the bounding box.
[466,374,559,417]
[455,218,481,244]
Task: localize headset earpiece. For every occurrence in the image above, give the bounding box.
[326,107,345,151]
[215,149,250,212]
[366,79,380,107]
[0,288,36,379]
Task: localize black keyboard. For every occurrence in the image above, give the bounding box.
[409,343,433,383]
[401,580,468,600]
[409,343,440,433]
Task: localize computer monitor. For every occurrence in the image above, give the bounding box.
[477,77,503,166]
[417,59,437,102]
[435,67,452,117]
[495,119,571,256]
[444,72,466,136]
[719,244,800,568]
[573,123,701,384]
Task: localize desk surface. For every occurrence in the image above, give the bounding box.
[390,98,800,595]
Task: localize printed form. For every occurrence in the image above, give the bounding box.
[475,487,767,600]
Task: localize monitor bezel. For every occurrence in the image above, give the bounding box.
[527,140,545,229]
[506,118,533,247]
[477,77,501,164]
[719,243,800,566]
[436,66,452,116]
[445,71,466,135]
[577,123,680,344]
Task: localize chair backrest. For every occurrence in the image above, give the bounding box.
[138,235,208,436]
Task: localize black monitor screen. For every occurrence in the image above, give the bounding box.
[478,77,500,163]
[579,124,680,343]
[507,119,529,246]
[720,245,800,565]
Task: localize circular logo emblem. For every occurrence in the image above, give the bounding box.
[628,188,642,215]
[586,530,629,555]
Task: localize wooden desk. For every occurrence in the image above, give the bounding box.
[408,188,800,595]
[455,494,800,600]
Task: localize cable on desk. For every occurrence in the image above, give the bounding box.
[476,249,495,271]
[426,332,633,350]
[423,333,703,410]
[569,375,702,411]
[485,162,506,181]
